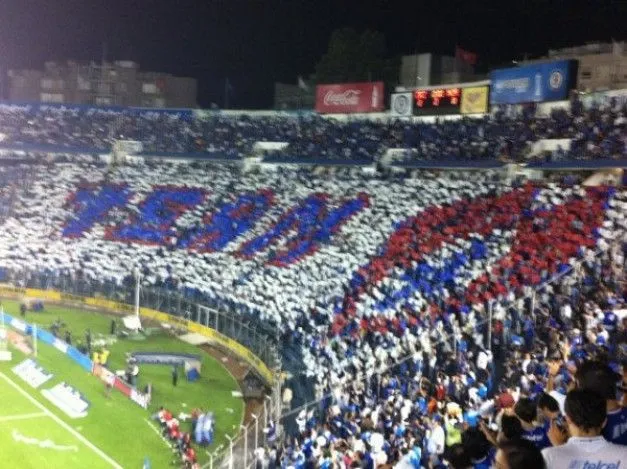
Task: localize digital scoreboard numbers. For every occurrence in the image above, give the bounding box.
[413,88,462,115]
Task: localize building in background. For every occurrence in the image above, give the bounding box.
[273,77,315,110]
[525,42,627,92]
[7,60,197,108]
[398,53,482,89]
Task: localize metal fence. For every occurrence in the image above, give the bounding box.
[0,268,283,469]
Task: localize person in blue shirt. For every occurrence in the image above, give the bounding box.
[603,310,618,334]
[514,398,552,450]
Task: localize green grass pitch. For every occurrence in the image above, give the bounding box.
[0,299,244,468]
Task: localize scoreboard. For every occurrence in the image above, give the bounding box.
[414,88,462,115]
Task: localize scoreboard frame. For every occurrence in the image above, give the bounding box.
[414,87,462,115]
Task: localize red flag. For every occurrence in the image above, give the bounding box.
[455,46,478,65]
[156,78,166,93]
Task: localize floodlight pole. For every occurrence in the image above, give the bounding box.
[240,425,248,468]
[488,301,493,352]
[264,395,271,430]
[225,435,234,469]
[251,414,259,453]
[134,267,141,319]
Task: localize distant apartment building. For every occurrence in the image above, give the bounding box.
[8,60,197,108]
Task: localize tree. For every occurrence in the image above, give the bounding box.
[314,28,398,87]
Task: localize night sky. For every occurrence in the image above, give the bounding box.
[0,0,625,108]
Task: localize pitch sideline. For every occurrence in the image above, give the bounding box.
[0,371,123,468]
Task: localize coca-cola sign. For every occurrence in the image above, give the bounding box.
[316,82,384,114]
[323,89,362,106]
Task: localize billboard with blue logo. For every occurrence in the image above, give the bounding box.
[490,60,577,104]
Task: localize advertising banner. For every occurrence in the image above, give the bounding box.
[130,388,149,409]
[0,285,26,297]
[52,338,69,354]
[11,318,27,333]
[315,81,384,114]
[113,376,132,397]
[130,352,201,365]
[67,346,93,372]
[490,60,576,104]
[390,93,413,117]
[461,86,489,114]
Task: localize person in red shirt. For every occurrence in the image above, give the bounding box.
[183,447,197,467]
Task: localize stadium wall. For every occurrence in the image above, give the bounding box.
[0,285,274,385]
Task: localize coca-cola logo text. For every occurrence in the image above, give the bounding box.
[323,89,362,106]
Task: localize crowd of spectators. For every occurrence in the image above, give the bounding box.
[0,97,625,163]
[261,235,627,469]
[0,156,623,467]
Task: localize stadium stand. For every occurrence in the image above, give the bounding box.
[0,96,624,467]
[0,96,625,165]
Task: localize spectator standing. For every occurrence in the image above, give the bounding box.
[514,397,552,450]
[427,415,445,466]
[541,389,627,469]
[172,365,178,387]
[576,360,627,445]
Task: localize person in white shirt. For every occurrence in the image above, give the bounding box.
[542,389,627,469]
[427,415,445,465]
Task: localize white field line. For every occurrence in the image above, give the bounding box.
[0,411,47,422]
[144,418,171,448]
[0,372,123,469]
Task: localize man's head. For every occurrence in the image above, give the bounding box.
[495,439,546,469]
[513,397,537,425]
[461,427,491,462]
[537,393,560,420]
[498,414,523,443]
[445,443,471,469]
[575,360,620,400]
[564,389,607,437]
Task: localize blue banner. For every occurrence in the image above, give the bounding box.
[2,311,93,372]
[67,346,93,372]
[490,60,576,104]
[36,328,56,346]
